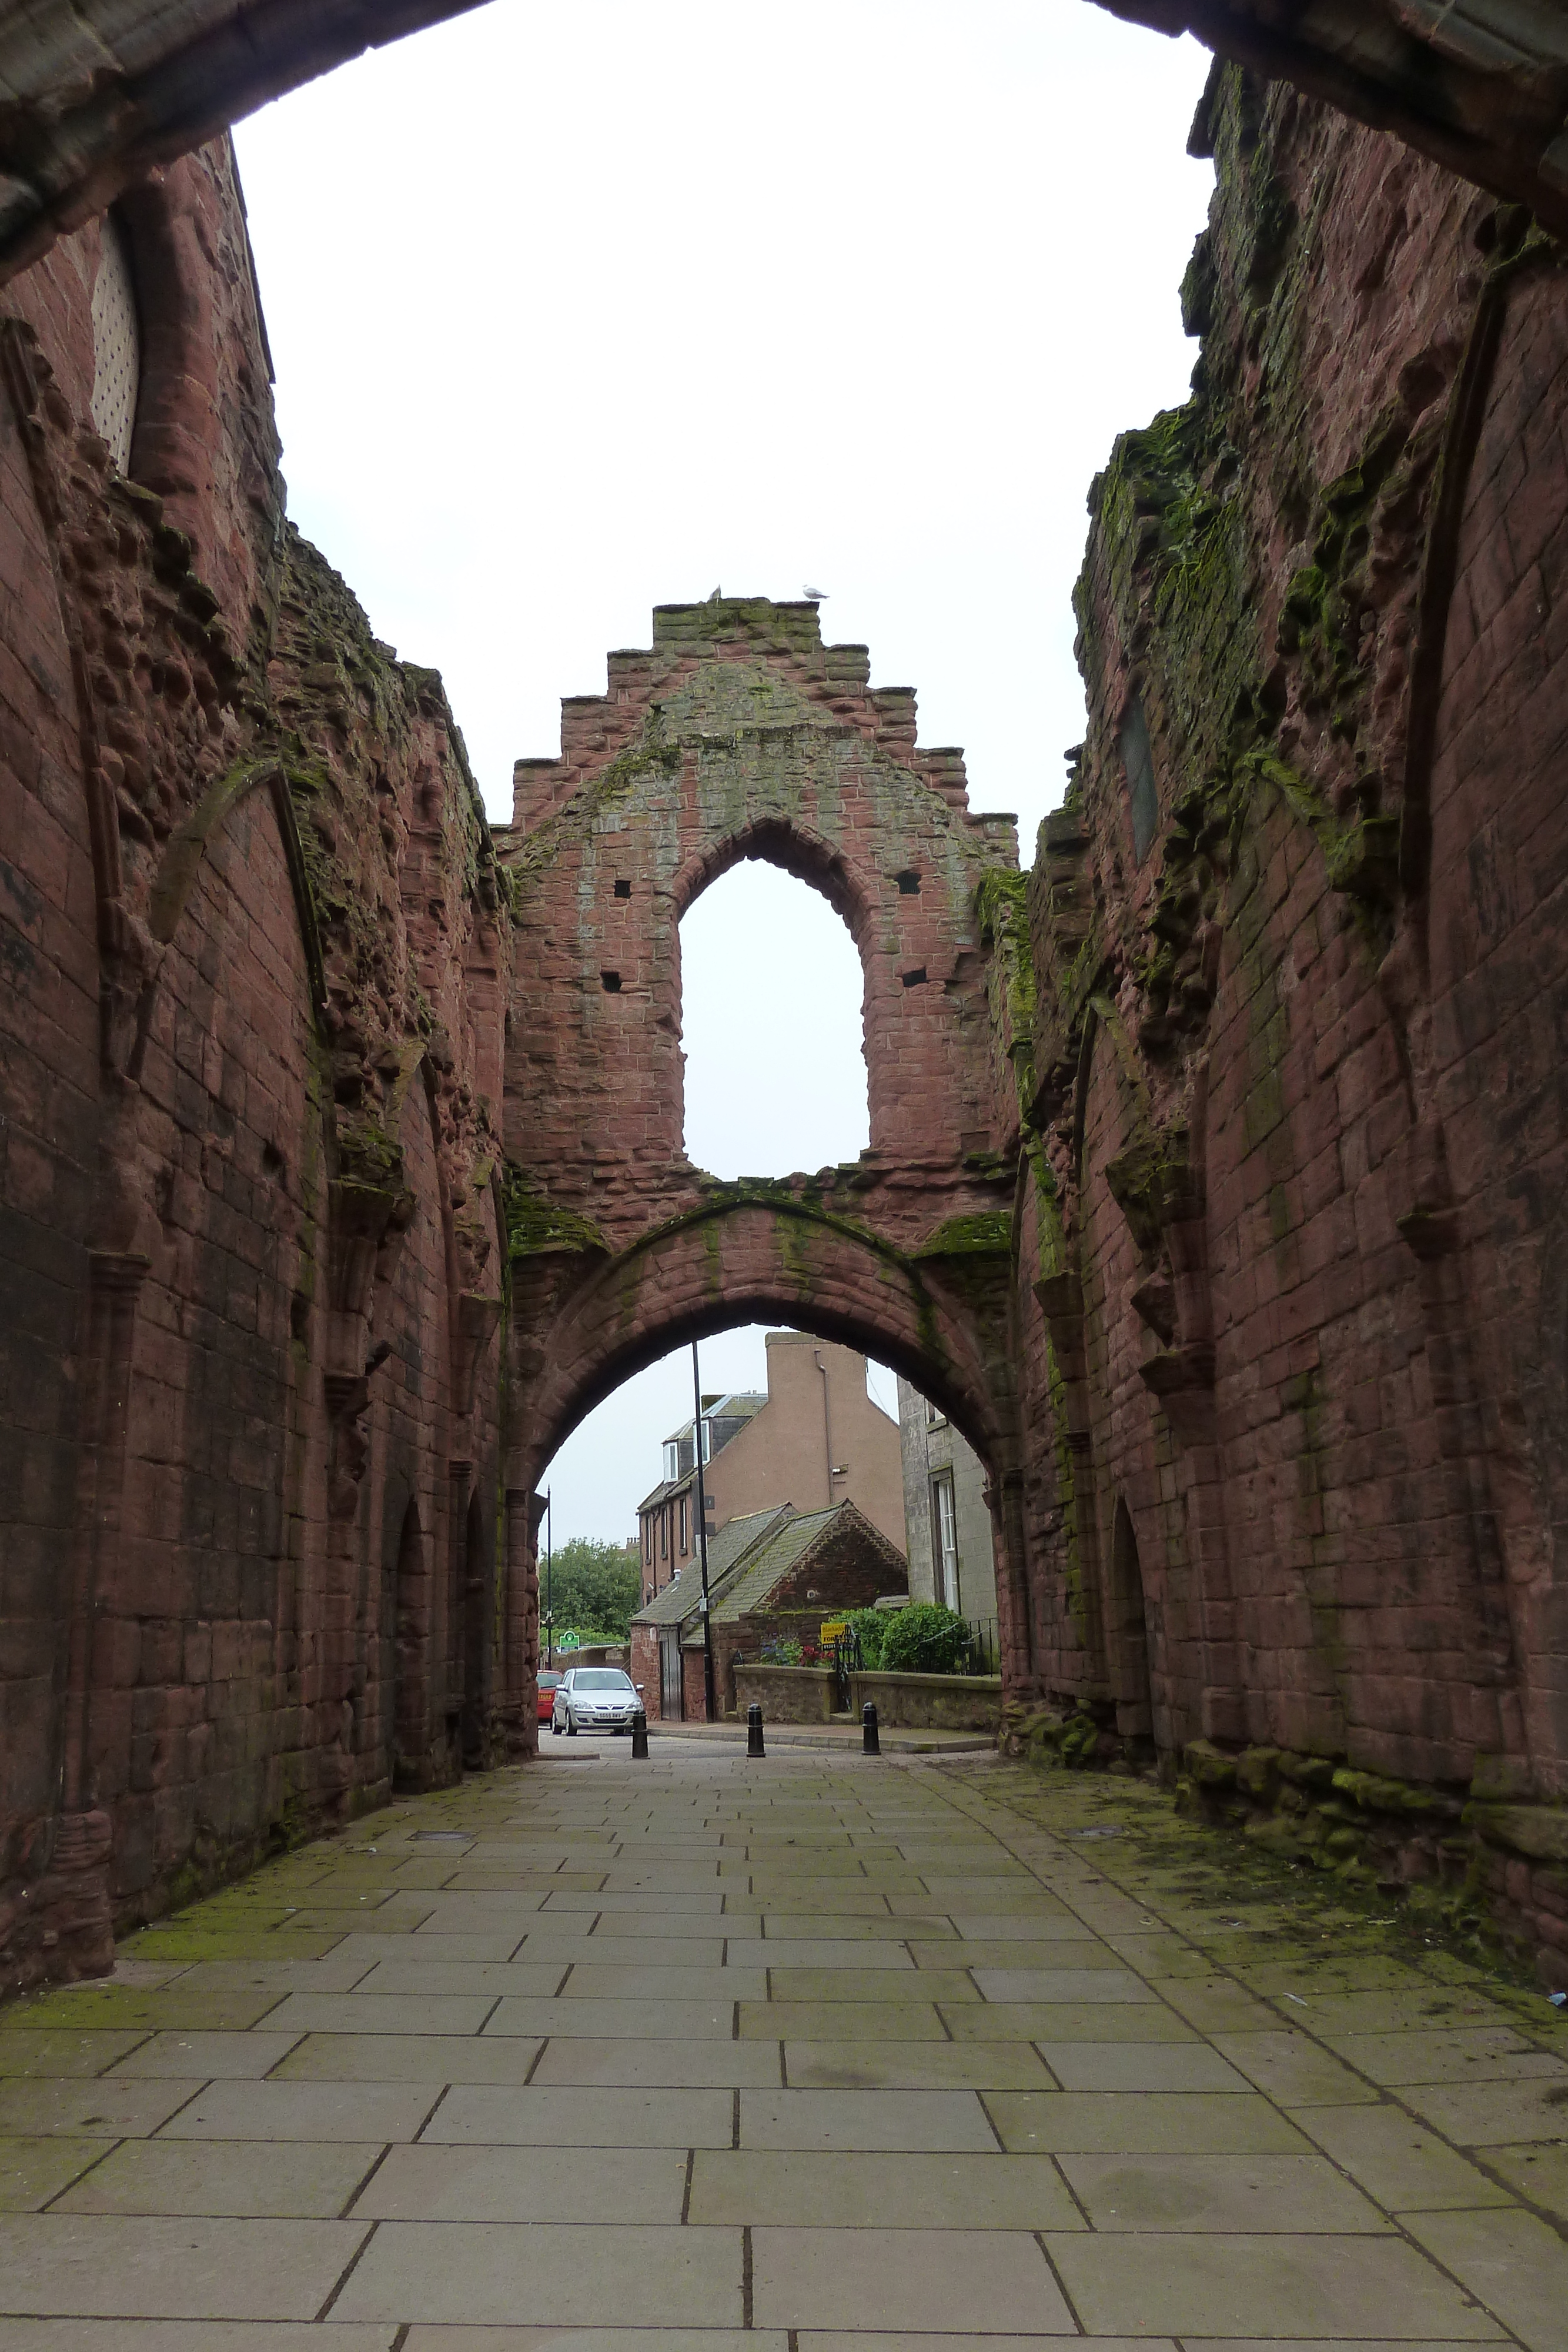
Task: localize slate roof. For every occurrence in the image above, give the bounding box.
[631,1506,792,1628]
[706,1505,844,1624]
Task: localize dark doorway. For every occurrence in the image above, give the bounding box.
[659,1628,684,1721]
[462,1486,490,1768]
[392,1498,426,1789]
[1109,1495,1155,1748]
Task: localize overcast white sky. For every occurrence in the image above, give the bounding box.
[233,0,1215,1545]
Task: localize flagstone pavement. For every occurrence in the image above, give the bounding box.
[2,1740,1567,2352]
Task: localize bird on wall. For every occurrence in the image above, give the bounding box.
[803,584,828,601]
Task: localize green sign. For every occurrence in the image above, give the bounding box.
[556,1631,580,1651]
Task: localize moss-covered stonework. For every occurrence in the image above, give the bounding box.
[1012,65,1568,1992]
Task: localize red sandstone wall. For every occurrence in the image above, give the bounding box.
[0,142,517,1989]
[1015,65,1568,1982]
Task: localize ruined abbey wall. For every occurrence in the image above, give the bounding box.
[0,144,518,1993]
[1015,67,1568,1983]
[2,44,1567,2000]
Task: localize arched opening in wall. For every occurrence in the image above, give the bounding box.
[534,1322,927,1721]
[90,211,141,475]
[390,1497,427,1790]
[460,1486,490,1768]
[680,863,868,1177]
[1109,1495,1155,1750]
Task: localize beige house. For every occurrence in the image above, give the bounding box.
[896,1375,998,1639]
[637,1333,904,1605]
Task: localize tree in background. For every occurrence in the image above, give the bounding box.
[543,1537,641,1640]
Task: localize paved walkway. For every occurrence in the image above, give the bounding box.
[1,1746,1566,2349]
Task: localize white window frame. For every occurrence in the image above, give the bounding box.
[932,1472,958,1611]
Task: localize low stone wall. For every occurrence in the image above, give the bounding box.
[850,1671,1002,1732]
[733,1665,837,1725]
[1004,1702,1568,1993]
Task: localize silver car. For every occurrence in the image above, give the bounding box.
[551,1666,640,1735]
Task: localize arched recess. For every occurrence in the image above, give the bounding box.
[460,1485,490,1767]
[1108,1495,1156,1748]
[670,817,887,1157]
[390,1496,429,1789]
[519,1201,1009,1496]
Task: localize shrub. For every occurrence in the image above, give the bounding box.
[879,1602,974,1676]
[758,1635,804,1666]
[844,1607,890,1670]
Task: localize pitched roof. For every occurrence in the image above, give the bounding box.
[707,1505,843,1624]
[674,1501,907,1644]
[631,1506,793,1627]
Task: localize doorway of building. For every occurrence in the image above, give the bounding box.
[659,1628,684,1721]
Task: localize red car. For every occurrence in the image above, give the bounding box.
[537,1669,563,1725]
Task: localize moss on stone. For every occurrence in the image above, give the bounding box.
[912,1212,1013,1260]
[501,1166,608,1261]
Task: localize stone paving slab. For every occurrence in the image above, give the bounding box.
[1056,2147,1392,2231]
[687,2148,1082,2228]
[0,2077,202,2136]
[333,2221,744,2327]
[0,2215,370,2320]
[985,2089,1309,2153]
[156,2079,439,2141]
[529,2038,782,2087]
[1320,2024,1567,2084]
[750,2227,1075,2333]
[781,2039,1052,2089]
[109,2032,306,2079]
[425,2084,733,2147]
[55,2136,382,2216]
[1045,2231,1508,2337]
[3,1744,1564,2346]
[0,2030,149,2077]
[273,2035,543,2084]
[739,2087,997,2151]
[0,2328,397,2348]
[356,2142,690,2221]
[0,2137,105,2211]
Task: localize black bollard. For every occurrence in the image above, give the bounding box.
[631,1706,649,1760]
[862,1701,880,1756]
[747,1702,765,1758]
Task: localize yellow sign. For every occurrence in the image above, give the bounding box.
[820,1619,848,1643]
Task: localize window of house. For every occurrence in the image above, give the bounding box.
[925,1399,947,1429]
[660,1511,668,1560]
[91,212,141,476]
[699,1418,711,1464]
[932,1472,959,1612]
[663,1441,679,1482]
[643,1519,652,1561]
[678,1495,688,1554]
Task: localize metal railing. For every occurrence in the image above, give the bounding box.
[966,1616,1000,1675]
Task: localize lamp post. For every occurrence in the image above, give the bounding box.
[544,1487,553,1672]
[691,1342,717,1723]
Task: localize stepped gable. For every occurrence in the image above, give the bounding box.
[504,595,1016,856]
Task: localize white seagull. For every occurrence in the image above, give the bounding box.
[803,584,828,601]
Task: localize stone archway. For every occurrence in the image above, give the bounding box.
[3,4,1563,288]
